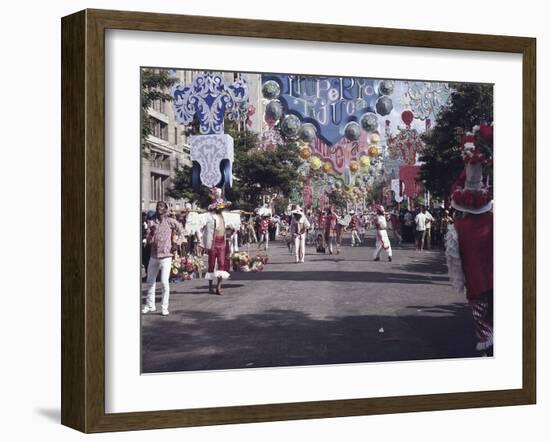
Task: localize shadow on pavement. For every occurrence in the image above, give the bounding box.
[141,302,480,373]
[229,270,448,284]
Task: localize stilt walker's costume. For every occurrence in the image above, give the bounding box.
[373,205,392,261]
[445,137,493,354]
[290,206,310,263]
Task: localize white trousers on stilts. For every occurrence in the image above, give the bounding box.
[145,256,172,310]
[294,233,306,262]
[373,230,392,259]
[351,230,361,246]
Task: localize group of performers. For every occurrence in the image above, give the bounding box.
[142,136,493,357]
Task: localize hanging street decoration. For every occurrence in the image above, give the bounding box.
[172,72,250,189]
[403,81,452,121]
[260,74,393,145]
[386,111,425,165]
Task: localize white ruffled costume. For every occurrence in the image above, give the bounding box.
[188,211,241,280]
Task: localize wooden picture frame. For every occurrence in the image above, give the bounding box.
[61,8,536,433]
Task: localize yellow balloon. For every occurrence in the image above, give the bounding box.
[368,145,379,157]
[359,155,371,168]
[310,156,322,170]
[349,161,359,173]
[299,147,312,160]
[370,133,381,144]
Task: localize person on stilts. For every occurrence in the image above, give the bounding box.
[373,205,393,262]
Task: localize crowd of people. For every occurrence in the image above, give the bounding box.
[140,195,491,356]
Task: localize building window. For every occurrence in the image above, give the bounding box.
[151,99,166,113]
[152,118,168,141]
[174,127,178,145]
[150,173,168,202]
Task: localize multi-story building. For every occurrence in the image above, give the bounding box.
[141,70,193,212]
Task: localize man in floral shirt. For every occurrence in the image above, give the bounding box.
[142,201,183,316]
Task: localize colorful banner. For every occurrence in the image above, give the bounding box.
[261,74,381,145]
[399,165,421,198]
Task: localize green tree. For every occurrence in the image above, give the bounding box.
[419,83,493,201]
[141,68,178,156]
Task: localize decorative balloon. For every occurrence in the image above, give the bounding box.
[322,161,333,173]
[262,80,281,100]
[265,100,283,123]
[298,123,317,143]
[376,96,393,116]
[309,156,322,170]
[344,121,361,141]
[368,145,380,157]
[369,133,381,144]
[280,114,301,138]
[401,110,414,126]
[299,147,312,160]
[359,155,371,169]
[378,80,395,96]
[361,112,379,132]
[349,161,359,173]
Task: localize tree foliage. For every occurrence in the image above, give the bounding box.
[141,68,178,156]
[419,83,493,200]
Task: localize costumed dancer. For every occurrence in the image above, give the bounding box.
[373,205,392,262]
[349,210,361,247]
[324,207,337,255]
[203,189,232,295]
[335,210,349,255]
[445,138,493,355]
[290,206,310,263]
[258,214,270,250]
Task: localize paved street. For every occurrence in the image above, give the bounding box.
[141,233,478,373]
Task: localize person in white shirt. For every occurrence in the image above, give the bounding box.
[290,207,310,263]
[414,206,434,251]
[424,208,434,250]
[373,205,392,262]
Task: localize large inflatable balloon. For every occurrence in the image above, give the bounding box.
[262,80,281,100]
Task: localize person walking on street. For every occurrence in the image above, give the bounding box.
[290,206,310,263]
[424,207,435,250]
[389,208,402,245]
[373,205,393,262]
[324,207,338,255]
[142,201,184,316]
[414,206,431,251]
[349,210,361,247]
[258,214,270,251]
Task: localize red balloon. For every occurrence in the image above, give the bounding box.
[401,110,414,126]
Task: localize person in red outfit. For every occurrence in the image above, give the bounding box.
[324,207,338,255]
[445,139,493,355]
[257,215,270,251]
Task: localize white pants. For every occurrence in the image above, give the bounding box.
[373,230,392,259]
[145,256,172,310]
[259,233,269,250]
[351,229,361,246]
[294,233,306,262]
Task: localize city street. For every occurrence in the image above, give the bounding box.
[141,232,479,373]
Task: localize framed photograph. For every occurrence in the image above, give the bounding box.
[61,9,536,433]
